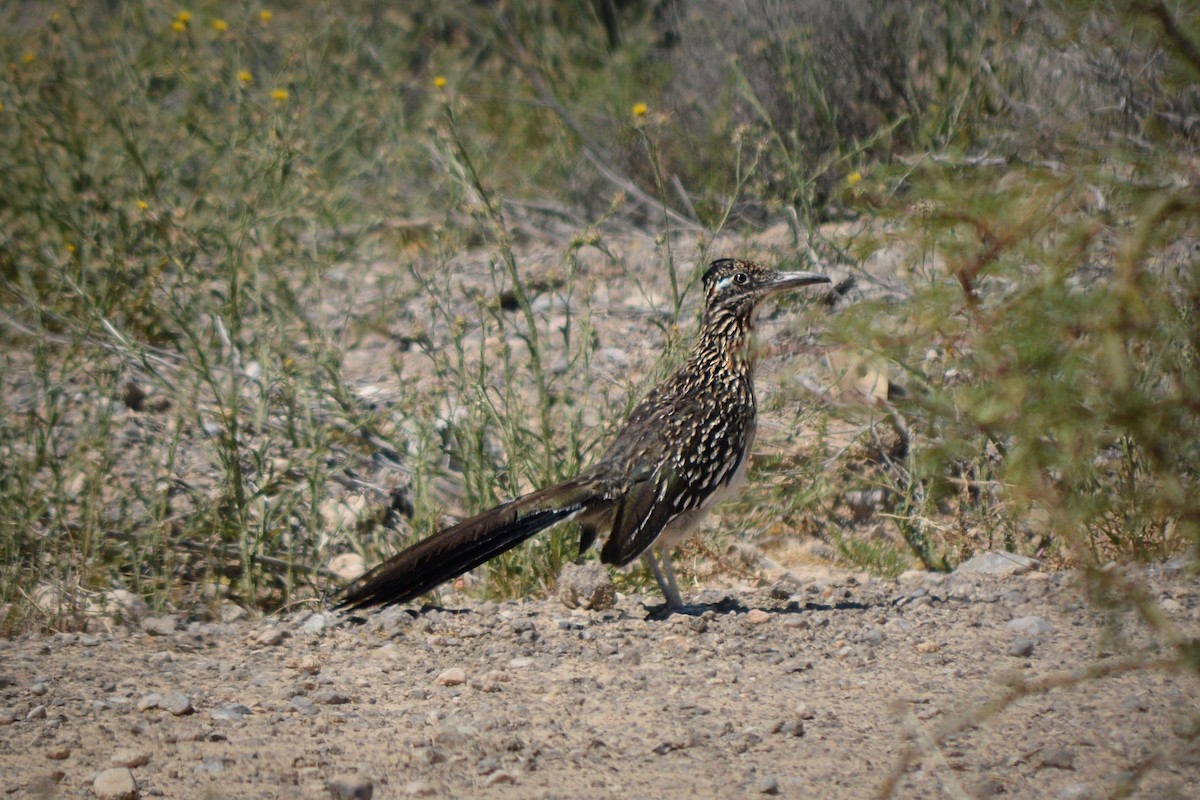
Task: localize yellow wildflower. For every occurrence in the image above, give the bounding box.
[22,52,35,64]
[212,19,229,32]
[66,244,76,253]
[847,171,863,187]
[0,102,5,112]
[259,10,273,22]
[632,102,647,117]
[136,200,149,211]
[271,88,289,102]
[176,11,192,23]
[433,75,447,89]
[237,70,253,85]
[170,20,186,32]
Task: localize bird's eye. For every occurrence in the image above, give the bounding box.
[733,272,749,285]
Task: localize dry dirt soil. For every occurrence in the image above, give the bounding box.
[1,559,1197,800]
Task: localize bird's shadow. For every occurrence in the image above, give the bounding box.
[643,597,872,620]
[339,597,872,625]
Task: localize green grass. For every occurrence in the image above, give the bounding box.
[1,1,1198,648]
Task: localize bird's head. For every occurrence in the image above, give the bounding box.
[701,258,830,318]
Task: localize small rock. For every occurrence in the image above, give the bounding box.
[328,553,367,582]
[557,562,617,610]
[327,774,373,800]
[312,690,351,705]
[160,692,193,716]
[141,615,178,636]
[954,551,1038,577]
[256,627,286,646]
[745,609,771,625]
[294,655,321,676]
[485,770,519,786]
[434,668,467,687]
[136,693,163,712]
[27,704,48,720]
[210,704,252,722]
[975,776,1004,798]
[1040,746,1076,770]
[915,640,939,654]
[301,614,328,635]
[1160,598,1183,614]
[1120,694,1149,713]
[92,590,151,622]
[401,781,438,797]
[692,588,729,606]
[45,744,71,760]
[1057,783,1096,800]
[196,756,227,774]
[93,767,138,800]
[772,720,805,737]
[1009,637,1035,657]
[110,749,150,768]
[289,696,318,716]
[758,775,781,795]
[217,602,247,623]
[1006,615,1052,639]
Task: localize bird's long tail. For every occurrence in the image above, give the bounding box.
[336,477,599,611]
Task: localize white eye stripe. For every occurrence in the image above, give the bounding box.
[714,272,751,292]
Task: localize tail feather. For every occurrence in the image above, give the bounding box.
[337,480,595,611]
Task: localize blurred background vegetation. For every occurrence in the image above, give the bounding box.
[0,1,1196,642]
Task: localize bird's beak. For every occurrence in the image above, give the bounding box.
[769,271,831,292]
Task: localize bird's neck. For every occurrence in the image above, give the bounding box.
[688,307,757,379]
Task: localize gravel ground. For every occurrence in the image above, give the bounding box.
[2,558,1197,800]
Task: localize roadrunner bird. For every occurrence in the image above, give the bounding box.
[338,258,830,612]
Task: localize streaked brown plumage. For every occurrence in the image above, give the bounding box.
[337,258,830,612]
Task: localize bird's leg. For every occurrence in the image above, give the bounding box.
[643,548,684,611]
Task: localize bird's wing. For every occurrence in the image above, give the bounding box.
[598,390,750,566]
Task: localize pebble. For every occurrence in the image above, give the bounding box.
[757,775,781,795]
[955,551,1038,577]
[301,614,328,635]
[745,609,771,625]
[1057,783,1095,800]
[328,774,373,799]
[136,693,162,712]
[45,744,71,760]
[557,562,617,610]
[1009,637,1035,657]
[1160,598,1183,613]
[110,749,151,768]
[401,780,438,797]
[1039,746,1076,770]
[485,770,519,786]
[256,627,286,646]
[160,692,193,716]
[141,616,179,636]
[434,668,467,686]
[93,767,138,800]
[210,704,252,722]
[328,553,367,582]
[1006,615,1052,639]
[313,690,351,705]
[289,696,318,715]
